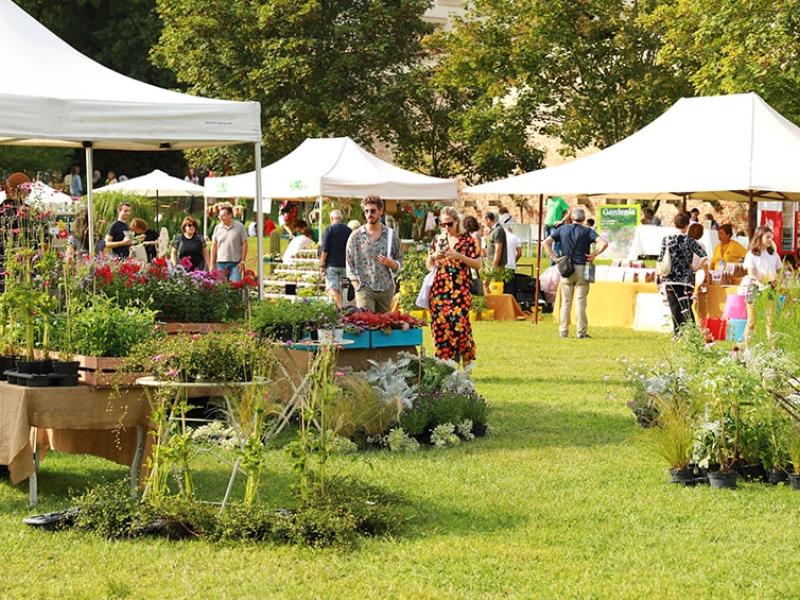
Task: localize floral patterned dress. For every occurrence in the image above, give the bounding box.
[429,233,480,362]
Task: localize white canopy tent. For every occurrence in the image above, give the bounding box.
[205,137,458,201]
[0,0,266,296]
[465,92,800,321]
[94,170,205,197]
[467,93,800,202]
[94,170,205,229]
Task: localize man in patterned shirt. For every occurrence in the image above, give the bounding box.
[345,195,402,313]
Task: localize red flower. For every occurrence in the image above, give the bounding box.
[231,269,257,290]
[119,260,141,278]
[95,264,113,286]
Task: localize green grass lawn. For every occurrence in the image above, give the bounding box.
[2,323,800,598]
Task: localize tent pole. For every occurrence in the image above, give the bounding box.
[533,193,544,324]
[317,194,323,241]
[681,193,687,213]
[203,196,208,239]
[748,189,756,237]
[84,143,95,257]
[255,142,264,301]
[155,190,159,229]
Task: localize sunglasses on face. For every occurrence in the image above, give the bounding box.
[440,221,455,227]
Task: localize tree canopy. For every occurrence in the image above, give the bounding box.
[153,0,434,172]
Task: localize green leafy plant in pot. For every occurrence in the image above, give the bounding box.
[700,357,768,489]
[643,396,698,485]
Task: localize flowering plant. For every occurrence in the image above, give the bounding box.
[86,258,250,323]
[339,309,423,333]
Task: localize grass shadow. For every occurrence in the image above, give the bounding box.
[403,494,528,540]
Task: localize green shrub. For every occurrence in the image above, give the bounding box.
[69,298,158,357]
[71,481,139,539]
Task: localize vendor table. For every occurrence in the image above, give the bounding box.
[485,294,528,320]
[627,225,749,260]
[554,281,739,329]
[0,382,150,506]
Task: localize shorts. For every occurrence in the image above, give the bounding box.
[325,266,347,291]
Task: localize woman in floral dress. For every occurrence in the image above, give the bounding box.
[426,207,482,365]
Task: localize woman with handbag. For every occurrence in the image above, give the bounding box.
[425,206,482,365]
[658,212,707,336]
[741,226,782,348]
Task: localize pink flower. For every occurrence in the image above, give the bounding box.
[165,369,179,379]
[152,354,163,362]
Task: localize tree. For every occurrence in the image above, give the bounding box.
[654,0,800,124]
[153,0,434,172]
[430,0,691,160]
[386,63,543,184]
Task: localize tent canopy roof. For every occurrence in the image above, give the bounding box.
[466,93,800,202]
[0,0,260,150]
[205,137,458,201]
[94,170,205,197]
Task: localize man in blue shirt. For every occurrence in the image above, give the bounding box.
[320,209,353,308]
[543,207,608,339]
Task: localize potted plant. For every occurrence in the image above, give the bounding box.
[787,425,800,490]
[700,357,768,489]
[644,397,697,485]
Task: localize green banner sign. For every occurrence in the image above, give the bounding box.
[598,205,640,259]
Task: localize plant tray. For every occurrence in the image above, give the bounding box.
[369,328,423,348]
[342,331,370,349]
[3,371,79,387]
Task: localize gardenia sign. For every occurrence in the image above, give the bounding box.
[598,204,640,259]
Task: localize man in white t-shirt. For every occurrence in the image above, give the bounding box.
[504,226,522,270]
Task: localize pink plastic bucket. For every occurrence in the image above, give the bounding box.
[723,294,748,320]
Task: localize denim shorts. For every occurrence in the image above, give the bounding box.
[325,266,347,290]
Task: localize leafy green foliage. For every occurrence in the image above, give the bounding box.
[655,0,800,125]
[431,0,690,159]
[153,0,433,172]
[123,331,278,382]
[252,298,339,341]
[67,297,158,358]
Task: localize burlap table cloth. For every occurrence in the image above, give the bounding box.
[485,294,528,320]
[0,382,150,485]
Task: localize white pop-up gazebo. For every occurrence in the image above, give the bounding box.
[0,0,267,295]
[466,92,800,321]
[94,170,205,227]
[204,136,457,235]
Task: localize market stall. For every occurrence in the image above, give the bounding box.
[0,0,264,295]
[466,92,800,325]
[203,136,457,242]
[627,224,749,260]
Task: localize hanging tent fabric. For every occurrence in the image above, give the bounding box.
[465,92,800,322]
[0,0,265,296]
[205,137,458,201]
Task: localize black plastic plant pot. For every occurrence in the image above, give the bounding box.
[15,360,37,375]
[669,467,695,485]
[52,361,80,377]
[768,469,788,485]
[709,471,738,489]
[40,359,54,374]
[736,462,767,482]
[789,473,800,491]
[0,356,16,373]
[472,423,488,437]
[285,283,297,295]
